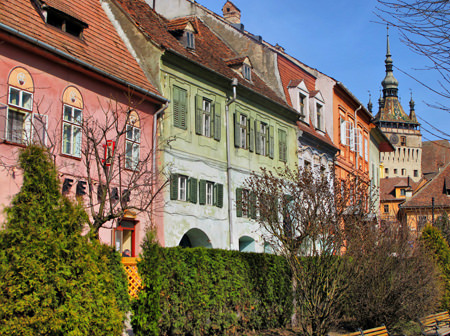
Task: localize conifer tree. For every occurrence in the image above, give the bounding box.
[0,146,124,335]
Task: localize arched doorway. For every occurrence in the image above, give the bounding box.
[239,236,255,252]
[179,228,212,248]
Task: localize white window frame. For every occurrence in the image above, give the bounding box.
[186,31,195,49]
[347,120,355,151]
[364,137,368,161]
[259,122,267,156]
[242,64,251,81]
[62,104,82,157]
[125,123,141,170]
[178,175,188,201]
[202,99,211,138]
[8,86,33,111]
[239,114,247,149]
[316,102,323,130]
[206,181,214,205]
[340,117,347,145]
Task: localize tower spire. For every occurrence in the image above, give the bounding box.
[382,25,399,98]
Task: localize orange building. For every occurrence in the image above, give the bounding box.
[333,82,373,181]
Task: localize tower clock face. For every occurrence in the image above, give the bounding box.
[390,134,399,144]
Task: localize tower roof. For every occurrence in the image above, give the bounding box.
[381,27,399,92]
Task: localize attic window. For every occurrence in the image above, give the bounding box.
[44,8,87,38]
[185,31,195,49]
[242,64,251,81]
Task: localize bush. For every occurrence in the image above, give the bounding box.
[342,224,441,331]
[0,146,124,335]
[132,233,292,336]
[421,225,450,310]
[104,245,131,313]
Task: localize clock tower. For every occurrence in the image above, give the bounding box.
[373,28,422,181]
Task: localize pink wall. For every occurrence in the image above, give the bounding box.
[0,41,165,255]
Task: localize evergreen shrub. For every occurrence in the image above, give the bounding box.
[132,234,292,336]
[0,146,124,335]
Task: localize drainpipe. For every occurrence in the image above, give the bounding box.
[226,78,238,250]
[354,105,362,172]
[151,102,169,231]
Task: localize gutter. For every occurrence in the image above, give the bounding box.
[0,22,168,103]
[225,78,238,250]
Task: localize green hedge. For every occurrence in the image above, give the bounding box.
[132,236,292,336]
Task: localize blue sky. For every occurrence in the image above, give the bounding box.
[197,0,449,142]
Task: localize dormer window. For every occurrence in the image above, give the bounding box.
[287,80,309,121]
[242,64,251,81]
[299,93,306,117]
[42,7,87,38]
[185,31,195,49]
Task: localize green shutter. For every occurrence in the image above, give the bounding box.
[195,95,203,135]
[199,179,206,205]
[214,183,224,208]
[213,102,221,141]
[189,177,197,204]
[170,174,179,200]
[173,86,187,130]
[236,188,243,217]
[279,129,287,162]
[255,120,261,154]
[234,112,240,147]
[250,192,257,219]
[269,125,274,159]
[249,118,254,152]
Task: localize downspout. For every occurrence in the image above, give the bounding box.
[354,105,362,172]
[226,78,238,250]
[151,102,169,230]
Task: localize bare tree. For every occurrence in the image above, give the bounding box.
[377,0,450,111]
[244,166,375,336]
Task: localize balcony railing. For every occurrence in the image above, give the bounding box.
[122,257,142,299]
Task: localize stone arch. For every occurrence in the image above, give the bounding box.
[239,235,255,252]
[179,228,212,248]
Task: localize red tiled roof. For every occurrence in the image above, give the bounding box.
[114,0,290,109]
[402,163,450,208]
[224,56,247,67]
[0,0,161,98]
[422,140,450,175]
[380,177,420,201]
[277,54,316,107]
[167,17,192,31]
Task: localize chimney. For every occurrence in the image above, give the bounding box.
[222,1,241,24]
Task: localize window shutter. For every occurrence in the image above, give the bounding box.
[199,179,206,205]
[180,89,187,130]
[195,95,203,135]
[214,183,224,208]
[340,118,347,145]
[249,118,254,152]
[234,112,240,147]
[213,102,221,141]
[32,114,48,146]
[250,192,256,219]
[170,174,179,200]
[255,120,261,154]
[236,188,243,217]
[173,87,187,130]
[269,125,274,159]
[279,129,287,162]
[365,138,369,162]
[189,177,197,204]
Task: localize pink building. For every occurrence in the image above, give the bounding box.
[0,0,167,256]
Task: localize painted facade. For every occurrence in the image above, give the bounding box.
[0,0,166,256]
[108,0,299,251]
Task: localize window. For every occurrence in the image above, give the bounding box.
[356,129,363,157]
[316,103,322,130]
[202,100,211,137]
[414,170,418,177]
[384,205,389,213]
[178,175,188,201]
[125,111,141,170]
[394,168,398,174]
[242,64,251,81]
[364,138,368,161]
[348,121,355,151]
[385,168,389,174]
[45,8,86,38]
[5,70,47,145]
[401,168,406,176]
[400,189,406,196]
[185,31,195,49]
[236,188,255,218]
[400,136,406,146]
[299,93,306,117]
[259,122,267,156]
[115,219,136,257]
[173,86,187,130]
[240,114,247,148]
[205,181,214,205]
[62,105,82,157]
[340,117,346,145]
[278,129,287,162]
[304,160,311,171]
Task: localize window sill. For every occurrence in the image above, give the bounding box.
[60,153,82,161]
[2,140,27,148]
